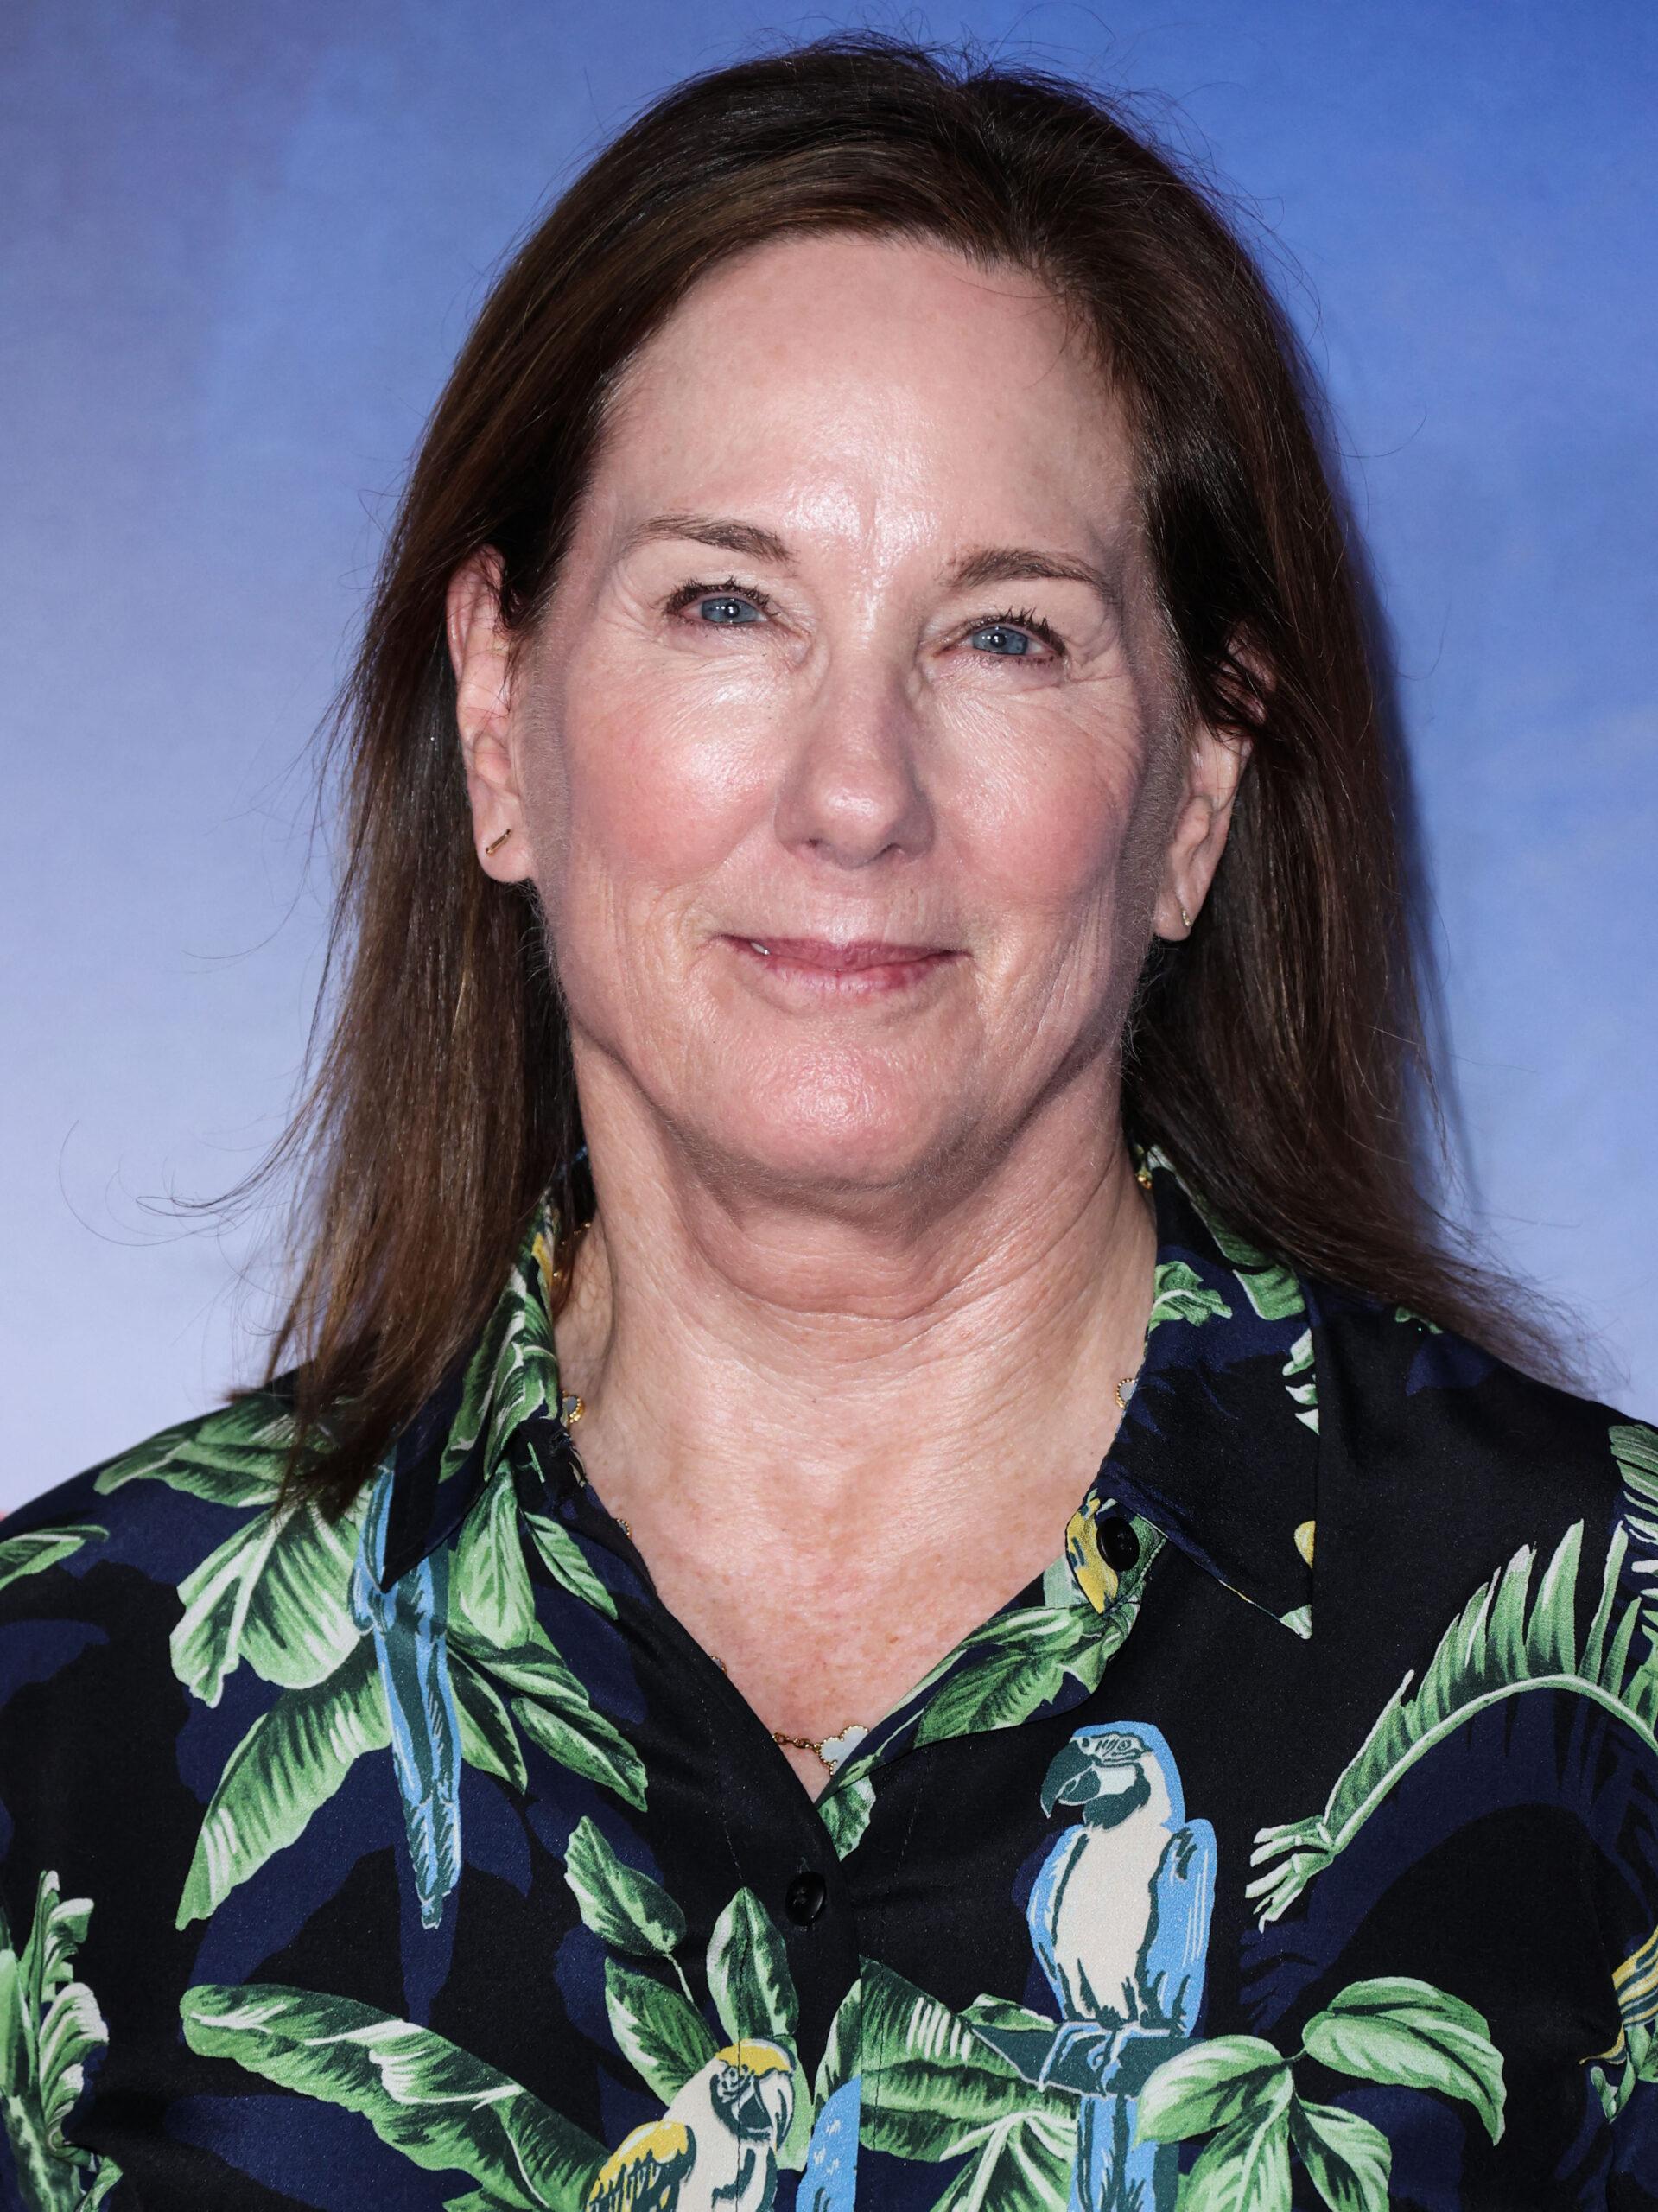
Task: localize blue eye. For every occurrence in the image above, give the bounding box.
[697,593,763,625]
[664,575,774,626]
[969,622,1034,657]
[964,607,1061,659]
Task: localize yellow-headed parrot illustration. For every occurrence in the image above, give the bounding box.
[587,2039,795,2212]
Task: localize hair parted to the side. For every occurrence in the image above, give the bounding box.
[241,29,1565,1519]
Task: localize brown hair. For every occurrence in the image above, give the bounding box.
[245,29,1565,1517]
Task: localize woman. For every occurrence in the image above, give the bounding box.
[3,32,1652,2212]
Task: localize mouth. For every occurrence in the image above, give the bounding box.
[721,935,961,996]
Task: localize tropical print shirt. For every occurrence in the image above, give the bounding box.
[4,1147,1658,2212]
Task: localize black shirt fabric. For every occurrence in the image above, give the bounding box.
[3,1145,1658,2210]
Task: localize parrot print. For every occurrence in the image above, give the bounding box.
[587,2043,794,2212]
[346,1455,465,1931]
[1026,1723,1215,2211]
[3,1146,1657,2209]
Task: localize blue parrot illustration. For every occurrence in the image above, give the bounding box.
[799,2076,861,2212]
[349,1456,463,1929]
[1028,1722,1216,2212]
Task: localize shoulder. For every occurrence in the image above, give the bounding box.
[0,1388,310,1682]
[1303,1272,1653,1617]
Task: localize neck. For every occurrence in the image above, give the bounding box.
[551,1062,1157,1560]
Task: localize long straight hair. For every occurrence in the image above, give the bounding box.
[247,31,1562,1517]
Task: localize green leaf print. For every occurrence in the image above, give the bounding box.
[439,1249,560,1491]
[958,1995,1066,2088]
[914,1611,1095,1743]
[93,1393,295,1508]
[708,1885,799,2049]
[1201,1218,1306,1325]
[857,1963,1071,2166]
[1591,1917,1658,2119]
[913,1552,1159,1750]
[181,1981,605,2210]
[817,1770,876,1859]
[1300,1979,1503,2145]
[0,1871,123,2210]
[1176,2107,1291,2211]
[171,1494,363,1703]
[454,1621,646,1810]
[522,1508,617,1619]
[178,1638,390,1927]
[815,1980,863,2108]
[601,1958,719,2105]
[0,1526,106,1598]
[1147,1262,1233,1333]
[562,1817,686,1957]
[1392,1306,1442,1334]
[509,1686,645,1809]
[927,2109,1076,2212]
[449,1649,530,1792]
[1135,2037,1292,2143]
[1280,1330,1318,1434]
[1136,1978,1502,2211]
[1612,1421,1658,1645]
[1249,1518,1658,1923]
[452,1469,539,1650]
[1288,2100,1390,2212]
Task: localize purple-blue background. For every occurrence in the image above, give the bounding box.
[4,2,1654,1504]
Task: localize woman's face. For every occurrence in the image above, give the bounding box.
[452,233,1243,1205]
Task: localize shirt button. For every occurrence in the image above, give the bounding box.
[785,1872,827,1926]
[1098,1515,1140,1570]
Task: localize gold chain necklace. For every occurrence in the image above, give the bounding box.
[557,1396,865,1775]
[552,1157,1151,1778]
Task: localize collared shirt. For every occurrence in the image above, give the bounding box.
[3,1147,1657,2211]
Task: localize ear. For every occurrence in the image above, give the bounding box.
[1152,640,1265,941]
[447,547,533,883]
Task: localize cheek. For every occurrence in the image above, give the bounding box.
[953,728,1147,953]
[523,665,760,919]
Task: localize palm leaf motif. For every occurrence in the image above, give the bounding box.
[1199,1214,1306,1326]
[94,1392,299,1509]
[93,1218,641,1931]
[1587,1920,1658,2120]
[1612,1423,1658,1659]
[0,1526,107,1599]
[1248,1516,1657,1923]
[0,1871,124,2209]
[438,1214,562,1491]
[1146,1262,1231,1334]
[180,1982,605,2210]
[561,1823,813,2171]
[895,1520,1162,1753]
[1137,1975,1502,2210]
[857,1961,1077,2203]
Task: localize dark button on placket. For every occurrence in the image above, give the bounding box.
[1098,1515,1140,1571]
[785,1871,827,1927]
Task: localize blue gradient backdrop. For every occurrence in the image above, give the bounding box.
[3,2,1654,1504]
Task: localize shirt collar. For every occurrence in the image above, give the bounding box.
[1084,1146,1318,1638]
[373,1147,1318,1638]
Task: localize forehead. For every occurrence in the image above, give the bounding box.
[585,232,1136,562]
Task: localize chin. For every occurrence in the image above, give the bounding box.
[705,1074,958,1198]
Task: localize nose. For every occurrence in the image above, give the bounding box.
[772,652,934,869]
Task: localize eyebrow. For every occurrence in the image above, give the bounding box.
[620,512,1122,618]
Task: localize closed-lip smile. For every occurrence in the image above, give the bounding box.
[721,934,961,993]
[734,936,951,970]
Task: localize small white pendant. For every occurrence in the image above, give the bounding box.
[817,1723,868,1773]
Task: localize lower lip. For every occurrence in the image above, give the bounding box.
[723,938,959,997]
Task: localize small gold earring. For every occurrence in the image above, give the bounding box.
[1178,899,1192,931]
[483,826,512,857]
